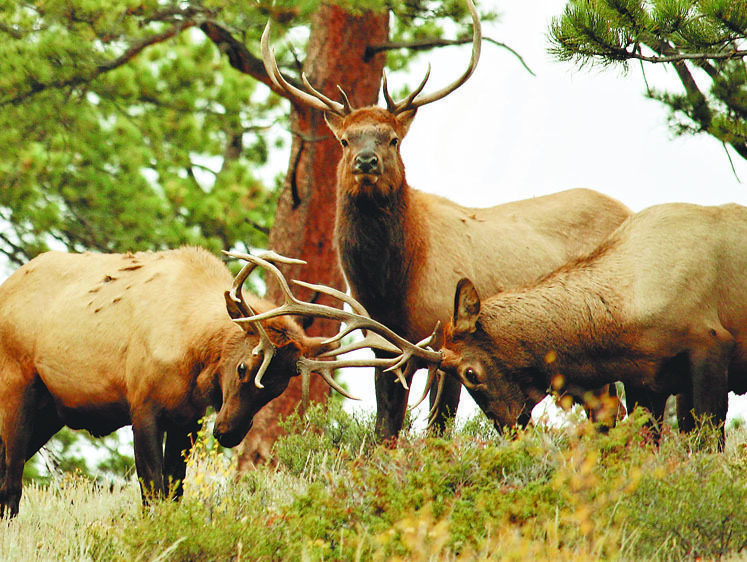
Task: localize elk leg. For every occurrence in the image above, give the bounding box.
[624,386,668,442]
[131,408,165,505]
[428,374,461,435]
[374,365,409,442]
[676,392,695,433]
[0,375,39,518]
[575,383,626,430]
[689,337,732,448]
[163,420,201,500]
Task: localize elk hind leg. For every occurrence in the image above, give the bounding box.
[624,386,669,443]
[0,374,41,518]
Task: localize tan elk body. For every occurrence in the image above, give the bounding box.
[0,247,342,517]
[262,0,631,438]
[440,203,747,438]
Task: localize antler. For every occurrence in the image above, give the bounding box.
[262,0,480,118]
[261,20,352,116]
[383,0,482,115]
[225,250,306,390]
[227,251,443,397]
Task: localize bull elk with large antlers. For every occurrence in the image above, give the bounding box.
[0,247,393,518]
[434,203,747,444]
[262,0,632,438]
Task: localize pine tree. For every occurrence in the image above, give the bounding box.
[549,0,747,162]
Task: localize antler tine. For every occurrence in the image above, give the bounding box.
[291,279,401,356]
[426,372,448,429]
[337,86,355,114]
[261,20,349,116]
[409,363,441,411]
[317,333,401,358]
[392,64,431,114]
[382,72,397,113]
[392,0,481,114]
[383,322,441,374]
[291,279,370,317]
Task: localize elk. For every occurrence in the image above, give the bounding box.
[261,0,632,439]
[0,247,391,518]
[434,202,747,444]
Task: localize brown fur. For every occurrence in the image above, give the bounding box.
[0,247,333,517]
[327,106,632,439]
[441,203,747,444]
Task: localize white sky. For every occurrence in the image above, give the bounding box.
[338,0,747,426]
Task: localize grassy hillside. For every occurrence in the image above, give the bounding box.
[2,404,747,561]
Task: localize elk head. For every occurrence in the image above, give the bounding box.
[212,252,338,447]
[438,278,548,431]
[260,0,481,200]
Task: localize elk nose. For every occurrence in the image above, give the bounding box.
[354,151,379,174]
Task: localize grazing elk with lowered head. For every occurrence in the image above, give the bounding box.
[434,203,747,444]
[0,247,391,518]
[262,0,632,440]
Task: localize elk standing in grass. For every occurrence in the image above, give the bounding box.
[436,203,747,443]
[261,0,632,440]
[0,247,389,518]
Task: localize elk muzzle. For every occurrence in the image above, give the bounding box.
[353,150,380,177]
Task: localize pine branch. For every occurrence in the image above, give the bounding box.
[198,20,289,98]
[615,46,747,65]
[1,19,197,107]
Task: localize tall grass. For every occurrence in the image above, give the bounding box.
[2,404,747,561]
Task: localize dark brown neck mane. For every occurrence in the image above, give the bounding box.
[335,181,415,333]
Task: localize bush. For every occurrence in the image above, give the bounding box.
[4,404,747,561]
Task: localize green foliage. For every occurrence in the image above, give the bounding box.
[24,427,135,486]
[549,0,747,162]
[0,1,282,265]
[7,404,747,560]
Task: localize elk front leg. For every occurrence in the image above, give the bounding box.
[163,420,201,500]
[689,334,732,448]
[131,407,166,505]
[374,365,410,442]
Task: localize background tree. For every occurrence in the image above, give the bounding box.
[548,0,747,168]
[0,0,497,471]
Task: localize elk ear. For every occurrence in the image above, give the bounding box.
[224,291,244,320]
[324,112,345,139]
[304,335,340,357]
[396,108,418,138]
[224,291,258,334]
[453,278,480,334]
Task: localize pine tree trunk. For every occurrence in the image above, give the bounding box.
[236,6,388,469]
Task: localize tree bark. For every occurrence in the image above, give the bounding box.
[236,5,388,470]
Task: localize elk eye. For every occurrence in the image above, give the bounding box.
[389,137,399,147]
[237,362,248,379]
[340,138,349,148]
[464,367,480,385]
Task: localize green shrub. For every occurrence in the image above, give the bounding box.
[5,402,747,561]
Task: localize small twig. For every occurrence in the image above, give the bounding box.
[367,36,535,77]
